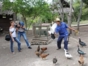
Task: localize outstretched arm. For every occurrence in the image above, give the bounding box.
[68,27,75,31]
[68,27,78,34]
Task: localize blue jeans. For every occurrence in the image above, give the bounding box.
[57,35,68,50]
[10,37,21,52]
[18,31,30,47]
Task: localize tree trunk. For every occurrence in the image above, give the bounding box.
[58,0,64,22]
[22,14,29,34]
[68,0,73,27]
[22,14,27,28]
[67,0,73,42]
[77,0,83,30]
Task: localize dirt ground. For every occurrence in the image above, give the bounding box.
[0,25,88,66]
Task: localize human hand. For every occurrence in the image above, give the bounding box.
[12,38,14,42]
[74,30,79,36]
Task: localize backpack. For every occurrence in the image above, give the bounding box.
[5,34,11,41]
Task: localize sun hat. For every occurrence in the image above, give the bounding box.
[55,18,60,22]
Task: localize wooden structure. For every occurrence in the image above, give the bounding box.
[31,23,51,45]
[0,15,14,31]
[0,2,14,31]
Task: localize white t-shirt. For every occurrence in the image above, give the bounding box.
[9,27,16,37]
[51,23,57,34]
[48,23,57,34]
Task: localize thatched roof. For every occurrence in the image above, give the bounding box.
[0,2,13,15]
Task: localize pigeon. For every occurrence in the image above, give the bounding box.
[79,38,86,47]
[53,57,58,64]
[77,45,86,55]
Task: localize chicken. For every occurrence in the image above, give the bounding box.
[40,53,49,59]
[78,55,84,66]
[41,47,47,50]
[41,47,47,53]
[77,45,86,55]
[35,51,40,57]
[79,38,86,47]
[37,45,40,52]
[53,57,58,64]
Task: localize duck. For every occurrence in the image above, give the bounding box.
[77,45,86,55]
[79,38,86,47]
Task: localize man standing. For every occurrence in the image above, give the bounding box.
[17,21,32,49]
[55,18,77,54]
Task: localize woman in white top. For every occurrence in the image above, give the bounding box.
[9,21,21,53]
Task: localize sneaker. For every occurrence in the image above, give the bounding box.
[57,47,61,50]
[20,48,22,50]
[28,46,32,49]
[18,50,21,52]
[12,52,15,54]
[65,52,72,58]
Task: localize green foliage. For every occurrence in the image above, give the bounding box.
[81,4,88,20]
[83,0,88,5]
[2,0,58,28]
[73,1,80,21]
[73,0,88,21]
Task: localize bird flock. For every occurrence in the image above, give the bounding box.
[35,37,87,66]
[35,45,49,59]
[77,38,87,66]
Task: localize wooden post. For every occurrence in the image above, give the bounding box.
[33,24,36,37]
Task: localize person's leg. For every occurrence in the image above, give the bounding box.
[63,36,68,51]
[21,32,32,49]
[18,32,21,48]
[57,36,63,49]
[14,37,21,52]
[10,38,14,52]
[18,32,21,41]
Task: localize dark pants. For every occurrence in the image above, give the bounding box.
[57,35,68,50]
